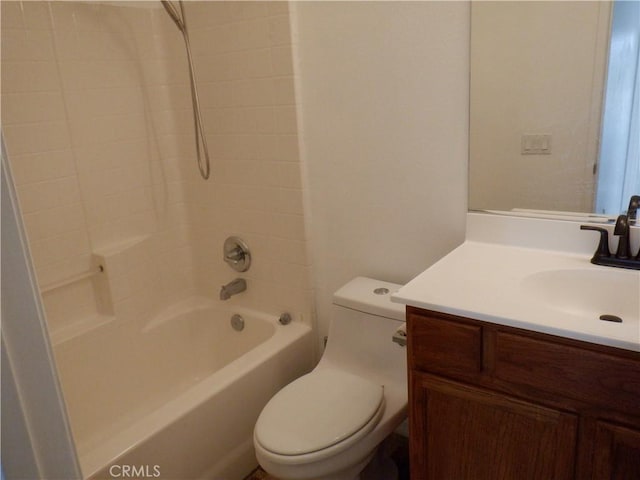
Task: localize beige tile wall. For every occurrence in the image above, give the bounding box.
[178,1,313,324]
[1,1,313,336]
[2,1,97,333]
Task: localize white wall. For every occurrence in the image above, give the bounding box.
[292,1,470,348]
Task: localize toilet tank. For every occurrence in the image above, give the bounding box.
[332,277,405,320]
[322,277,407,388]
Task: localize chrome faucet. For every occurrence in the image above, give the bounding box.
[220,278,247,300]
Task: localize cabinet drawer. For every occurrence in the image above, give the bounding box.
[494,332,640,416]
[408,312,482,377]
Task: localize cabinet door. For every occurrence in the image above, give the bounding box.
[592,421,640,480]
[410,373,578,480]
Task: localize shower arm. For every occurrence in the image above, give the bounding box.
[161,0,211,180]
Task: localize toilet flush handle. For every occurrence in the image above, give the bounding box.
[392,323,407,347]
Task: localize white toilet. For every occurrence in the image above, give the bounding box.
[254,277,407,480]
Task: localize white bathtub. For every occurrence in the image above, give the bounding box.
[52,297,314,479]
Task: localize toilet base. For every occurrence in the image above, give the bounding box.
[257,449,375,480]
[257,432,405,480]
[359,444,398,480]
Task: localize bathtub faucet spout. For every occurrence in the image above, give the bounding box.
[220,278,246,300]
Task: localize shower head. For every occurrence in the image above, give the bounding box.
[161,0,184,32]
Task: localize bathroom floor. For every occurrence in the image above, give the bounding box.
[244,434,410,480]
[244,469,275,480]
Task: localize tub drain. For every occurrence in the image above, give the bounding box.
[231,314,245,331]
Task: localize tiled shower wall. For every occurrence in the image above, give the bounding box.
[1,1,312,339]
[182,1,313,321]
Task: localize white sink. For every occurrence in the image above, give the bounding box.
[392,240,640,352]
[521,268,639,321]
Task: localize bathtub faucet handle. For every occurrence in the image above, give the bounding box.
[225,247,244,263]
[223,237,251,272]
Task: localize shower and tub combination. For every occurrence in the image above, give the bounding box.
[59,298,313,479]
[1,0,314,478]
[55,233,312,479]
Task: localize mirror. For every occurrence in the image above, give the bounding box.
[469,1,640,218]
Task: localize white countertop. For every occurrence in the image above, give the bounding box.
[392,214,640,352]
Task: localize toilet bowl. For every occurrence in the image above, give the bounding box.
[254,277,407,480]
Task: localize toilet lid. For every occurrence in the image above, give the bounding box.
[254,369,384,456]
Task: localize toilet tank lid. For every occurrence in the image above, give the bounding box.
[333,277,405,321]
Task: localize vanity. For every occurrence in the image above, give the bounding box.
[392,213,640,479]
[396,1,640,476]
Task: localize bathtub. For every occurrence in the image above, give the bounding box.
[52,297,314,479]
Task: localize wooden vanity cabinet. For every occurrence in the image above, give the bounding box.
[407,306,640,480]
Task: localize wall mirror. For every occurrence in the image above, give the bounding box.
[469,1,639,219]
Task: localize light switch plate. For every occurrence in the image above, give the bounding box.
[521,134,551,155]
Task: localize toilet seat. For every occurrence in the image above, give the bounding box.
[254,369,384,457]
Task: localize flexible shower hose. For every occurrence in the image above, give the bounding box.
[161,0,211,180]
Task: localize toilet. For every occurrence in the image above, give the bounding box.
[254,277,407,480]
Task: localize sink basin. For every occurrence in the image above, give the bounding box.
[521,268,640,321]
[392,216,640,351]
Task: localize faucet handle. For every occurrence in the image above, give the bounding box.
[223,237,251,272]
[225,246,245,263]
[614,215,632,259]
[580,225,611,261]
[628,195,640,222]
